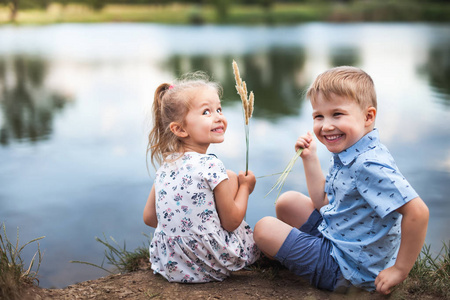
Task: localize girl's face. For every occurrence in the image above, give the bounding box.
[181,87,227,154]
[312,92,376,153]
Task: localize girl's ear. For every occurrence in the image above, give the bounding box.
[170,122,188,138]
[365,106,377,127]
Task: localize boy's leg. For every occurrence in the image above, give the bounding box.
[253,216,293,258]
[255,207,344,291]
[254,191,314,258]
[276,191,315,229]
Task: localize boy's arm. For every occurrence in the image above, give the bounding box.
[297,132,329,210]
[375,197,429,295]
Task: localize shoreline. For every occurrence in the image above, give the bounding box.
[1,3,449,26]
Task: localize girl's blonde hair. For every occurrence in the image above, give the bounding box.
[306,66,377,109]
[147,72,222,168]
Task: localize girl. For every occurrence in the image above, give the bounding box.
[143,72,260,283]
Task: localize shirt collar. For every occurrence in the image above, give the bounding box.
[334,128,379,166]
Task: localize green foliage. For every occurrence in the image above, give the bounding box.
[0,223,45,300]
[210,0,234,22]
[404,242,450,298]
[71,233,151,274]
[1,1,449,24]
[88,0,106,11]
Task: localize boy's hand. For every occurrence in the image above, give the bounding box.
[238,170,256,194]
[374,265,408,295]
[295,132,316,159]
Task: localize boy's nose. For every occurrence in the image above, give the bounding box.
[322,119,335,131]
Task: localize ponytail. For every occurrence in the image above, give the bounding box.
[147,83,171,168]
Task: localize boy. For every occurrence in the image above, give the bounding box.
[253,66,429,294]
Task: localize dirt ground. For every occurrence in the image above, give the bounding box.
[21,259,438,300]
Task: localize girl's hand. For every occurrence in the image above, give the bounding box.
[295,132,316,159]
[238,170,256,194]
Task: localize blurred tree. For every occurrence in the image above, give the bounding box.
[85,0,106,11]
[210,0,234,22]
[1,0,19,22]
[0,0,52,22]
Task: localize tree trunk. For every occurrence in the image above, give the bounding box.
[9,0,19,23]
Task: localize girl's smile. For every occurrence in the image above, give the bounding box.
[180,86,227,153]
[211,125,225,133]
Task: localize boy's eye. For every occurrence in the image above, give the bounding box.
[334,112,343,117]
[313,115,323,119]
[203,109,211,115]
[216,108,222,113]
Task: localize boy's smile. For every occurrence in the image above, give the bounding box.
[312,93,376,154]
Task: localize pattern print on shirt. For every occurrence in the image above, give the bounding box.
[318,129,419,291]
[149,152,260,283]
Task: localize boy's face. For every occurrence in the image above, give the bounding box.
[312,93,376,154]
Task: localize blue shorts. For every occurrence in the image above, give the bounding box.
[274,210,350,291]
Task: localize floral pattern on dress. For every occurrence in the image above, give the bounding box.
[149,152,260,283]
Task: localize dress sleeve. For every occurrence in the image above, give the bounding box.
[356,159,419,218]
[203,155,229,190]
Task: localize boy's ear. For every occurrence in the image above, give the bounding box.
[169,122,188,138]
[365,107,377,127]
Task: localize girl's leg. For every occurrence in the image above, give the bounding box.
[276,191,315,229]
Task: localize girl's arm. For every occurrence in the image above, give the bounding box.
[375,197,429,294]
[297,132,328,210]
[143,184,158,228]
[214,170,256,232]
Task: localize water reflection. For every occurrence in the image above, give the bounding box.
[165,47,309,118]
[330,47,360,67]
[424,45,450,104]
[0,24,449,289]
[0,55,71,145]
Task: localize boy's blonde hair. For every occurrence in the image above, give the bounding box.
[147,72,222,168]
[306,66,377,110]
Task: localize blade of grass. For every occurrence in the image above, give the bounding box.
[69,260,113,274]
[265,148,303,203]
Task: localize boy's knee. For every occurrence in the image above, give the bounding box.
[254,216,277,244]
[276,191,302,214]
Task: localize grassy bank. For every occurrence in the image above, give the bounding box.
[1,223,449,299]
[0,224,44,300]
[1,2,449,25]
[78,235,450,299]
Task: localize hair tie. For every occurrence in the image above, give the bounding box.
[169,85,174,90]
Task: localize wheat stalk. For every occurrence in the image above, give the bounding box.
[233,60,254,174]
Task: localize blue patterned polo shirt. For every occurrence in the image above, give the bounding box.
[318,129,419,290]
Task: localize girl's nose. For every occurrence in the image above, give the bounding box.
[215,112,225,122]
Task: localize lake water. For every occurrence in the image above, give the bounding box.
[0,23,449,289]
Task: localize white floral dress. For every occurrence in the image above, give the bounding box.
[149,152,260,283]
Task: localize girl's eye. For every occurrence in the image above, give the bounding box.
[313,115,323,119]
[334,112,343,117]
